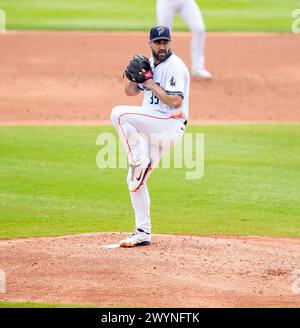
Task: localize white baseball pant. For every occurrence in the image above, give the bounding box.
[156,0,206,71]
[111,105,185,234]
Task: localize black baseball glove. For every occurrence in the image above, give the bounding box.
[124,55,153,83]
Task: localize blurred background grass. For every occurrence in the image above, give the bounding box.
[0,0,298,32]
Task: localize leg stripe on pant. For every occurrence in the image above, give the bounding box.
[117,112,172,166]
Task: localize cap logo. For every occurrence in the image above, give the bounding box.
[157,26,165,36]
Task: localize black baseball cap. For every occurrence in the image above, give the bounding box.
[149,26,171,42]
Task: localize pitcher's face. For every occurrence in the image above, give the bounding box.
[149,39,171,63]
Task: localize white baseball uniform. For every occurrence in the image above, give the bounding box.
[111,52,190,235]
[156,0,206,72]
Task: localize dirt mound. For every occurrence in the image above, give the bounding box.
[0,31,300,124]
[0,233,299,307]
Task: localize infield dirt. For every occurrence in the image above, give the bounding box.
[0,31,300,124]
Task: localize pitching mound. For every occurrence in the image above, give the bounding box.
[0,233,299,307]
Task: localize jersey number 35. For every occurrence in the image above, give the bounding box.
[150,93,159,105]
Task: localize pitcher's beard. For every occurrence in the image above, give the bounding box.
[152,49,170,63]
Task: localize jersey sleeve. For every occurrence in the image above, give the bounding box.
[164,63,185,98]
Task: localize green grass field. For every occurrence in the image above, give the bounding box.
[0,124,299,240]
[0,0,298,32]
[0,301,92,308]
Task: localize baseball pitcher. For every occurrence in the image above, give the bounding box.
[111,26,190,247]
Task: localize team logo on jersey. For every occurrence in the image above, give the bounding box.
[157,26,165,35]
[170,76,176,87]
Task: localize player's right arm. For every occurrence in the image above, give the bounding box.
[124,78,140,96]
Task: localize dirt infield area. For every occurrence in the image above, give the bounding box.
[0,31,300,124]
[0,32,300,307]
[0,233,300,307]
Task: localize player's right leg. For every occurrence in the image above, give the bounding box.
[118,143,169,247]
[111,105,153,247]
[156,0,176,28]
[111,105,185,247]
[180,0,212,79]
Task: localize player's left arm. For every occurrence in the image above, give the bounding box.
[124,78,141,96]
[143,79,183,108]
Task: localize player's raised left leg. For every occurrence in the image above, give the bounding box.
[111,105,152,192]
